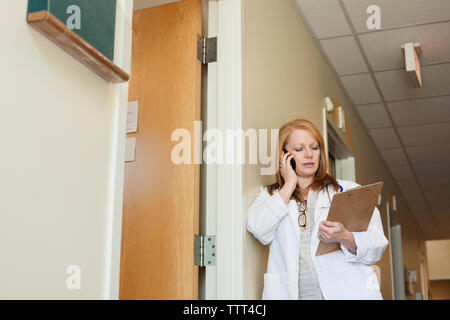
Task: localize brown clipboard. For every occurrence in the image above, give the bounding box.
[315,182,384,256]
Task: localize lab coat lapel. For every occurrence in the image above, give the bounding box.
[311,186,337,257]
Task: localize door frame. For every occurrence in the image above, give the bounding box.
[105,0,133,300]
[107,0,244,300]
[201,0,244,299]
[322,108,356,181]
[386,201,396,299]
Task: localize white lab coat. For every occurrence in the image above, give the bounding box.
[247,179,389,300]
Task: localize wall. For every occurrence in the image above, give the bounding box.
[402,239,425,299]
[0,0,132,299]
[426,239,450,299]
[429,280,450,300]
[243,0,424,300]
[426,240,450,280]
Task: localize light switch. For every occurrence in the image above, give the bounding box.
[127,101,139,134]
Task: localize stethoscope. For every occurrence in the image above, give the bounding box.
[319,183,344,239]
[325,183,344,204]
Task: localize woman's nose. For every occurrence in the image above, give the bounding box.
[305,148,313,158]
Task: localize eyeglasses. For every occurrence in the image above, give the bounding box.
[297,199,307,228]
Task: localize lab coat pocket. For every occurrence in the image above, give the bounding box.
[341,264,382,300]
[262,272,289,300]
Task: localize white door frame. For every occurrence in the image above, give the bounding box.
[202,0,244,300]
[322,108,355,181]
[105,0,133,300]
[386,202,396,299]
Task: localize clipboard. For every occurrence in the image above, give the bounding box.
[315,182,384,256]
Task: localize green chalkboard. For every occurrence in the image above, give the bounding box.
[27,0,116,61]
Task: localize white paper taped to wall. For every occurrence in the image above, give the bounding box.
[125,137,136,162]
[127,101,139,134]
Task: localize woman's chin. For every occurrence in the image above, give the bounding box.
[296,170,317,179]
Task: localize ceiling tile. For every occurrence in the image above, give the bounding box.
[388,96,450,127]
[320,36,368,75]
[413,162,450,180]
[434,218,450,236]
[424,187,450,204]
[398,122,450,147]
[419,177,450,192]
[295,0,352,39]
[407,200,429,216]
[341,74,381,104]
[404,199,437,235]
[405,197,435,228]
[359,21,450,71]
[412,213,438,235]
[429,202,450,219]
[375,63,450,101]
[397,179,423,202]
[406,143,450,165]
[342,0,450,33]
[356,103,392,128]
[390,165,415,181]
[380,148,409,166]
[369,128,401,149]
[409,202,435,221]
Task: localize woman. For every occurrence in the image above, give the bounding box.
[247,119,388,300]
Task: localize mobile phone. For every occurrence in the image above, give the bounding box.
[282,148,296,171]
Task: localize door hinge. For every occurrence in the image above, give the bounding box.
[194,235,216,267]
[197,35,217,64]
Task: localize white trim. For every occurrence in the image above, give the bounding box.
[326,114,353,158]
[323,109,355,181]
[201,0,244,300]
[386,202,396,300]
[419,257,429,300]
[201,0,219,300]
[322,108,330,172]
[104,0,133,300]
[216,0,244,300]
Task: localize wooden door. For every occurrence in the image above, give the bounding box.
[119,0,201,299]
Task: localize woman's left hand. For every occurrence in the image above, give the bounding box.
[318,220,348,243]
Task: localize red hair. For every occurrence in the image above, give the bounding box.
[267,119,338,201]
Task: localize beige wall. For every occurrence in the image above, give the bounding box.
[243,0,424,300]
[0,1,132,298]
[402,239,427,299]
[426,240,450,280]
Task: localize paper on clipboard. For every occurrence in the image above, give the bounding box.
[315,182,384,256]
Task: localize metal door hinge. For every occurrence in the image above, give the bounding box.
[197,35,217,64]
[194,235,216,267]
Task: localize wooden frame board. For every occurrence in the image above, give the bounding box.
[27,10,129,83]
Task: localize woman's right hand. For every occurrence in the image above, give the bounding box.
[278,151,297,204]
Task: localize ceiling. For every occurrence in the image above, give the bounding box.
[294,0,450,239]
